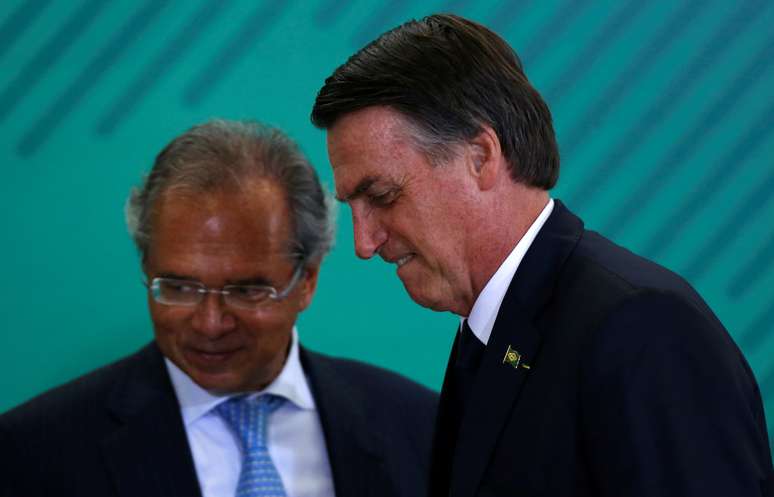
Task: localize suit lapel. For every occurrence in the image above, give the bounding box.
[101,344,203,497]
[449,201,584,497]
[300,348,382,497]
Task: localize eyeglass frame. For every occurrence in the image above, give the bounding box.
[146,261,306,310]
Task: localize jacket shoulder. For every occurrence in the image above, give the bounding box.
[0,344,156,430]
[300,349,438,496]
[302,349,438,411]
[558,229,716,319]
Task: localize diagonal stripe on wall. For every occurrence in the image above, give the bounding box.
[484,0,528,34]
[682,170,774,282]
[350,0,411,47]
[568,1,767,221]
[599,27,774,238]
[0,0,51,60]
[560,0,702,160]
[0,0,106,122]
[729,228,774,300]
[15,0,169,156]
[518,0,589,67]
[315,0,353,26]
[95,1,231,135]
[741,300,774,352]
[543,1,649,106]
[183,1,288,107]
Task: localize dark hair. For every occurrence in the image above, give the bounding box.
[127,119,335,264]
[311,14,559,189]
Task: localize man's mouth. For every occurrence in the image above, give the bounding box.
[395,254,414,267]
[185,346,241,365]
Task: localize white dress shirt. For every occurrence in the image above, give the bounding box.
[464,199,554,344]
[165,328,335,497]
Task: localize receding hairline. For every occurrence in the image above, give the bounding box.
[128,119,336,267]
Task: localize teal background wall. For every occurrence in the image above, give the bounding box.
[1,0,772,450]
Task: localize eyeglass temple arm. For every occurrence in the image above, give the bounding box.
[275,262,306,299]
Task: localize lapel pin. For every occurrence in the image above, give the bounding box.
[503,345,530,370]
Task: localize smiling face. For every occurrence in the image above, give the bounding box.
[327,106,480,314]
[144,178,318,393]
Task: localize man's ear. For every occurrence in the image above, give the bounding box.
[297,263,320,311]
[467,125,503,191]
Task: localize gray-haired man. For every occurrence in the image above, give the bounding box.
[0,120,437,497]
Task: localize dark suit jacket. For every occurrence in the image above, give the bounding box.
[430,200,774,497]
[0,343,437,497]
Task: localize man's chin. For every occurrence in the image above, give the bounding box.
[173,355,242,393]
[186,369,240,394]
[184,362,276,395]
[401,277,469,314]
[402,281,450,312]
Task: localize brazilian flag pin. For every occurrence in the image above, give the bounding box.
[503,345,530,370]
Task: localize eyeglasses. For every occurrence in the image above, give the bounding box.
[147,264,305,310]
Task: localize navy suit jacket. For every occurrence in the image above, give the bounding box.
[0,342,437,497]
[430,200,774,497]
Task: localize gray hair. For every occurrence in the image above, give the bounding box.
[126,119,335,264]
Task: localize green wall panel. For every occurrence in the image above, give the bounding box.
[2,0,773,452]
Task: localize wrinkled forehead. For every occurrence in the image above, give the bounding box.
[326,107,424,197]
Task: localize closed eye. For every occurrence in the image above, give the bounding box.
[165,280,202,294]
[368,188,400,207]
[226,285,272,302]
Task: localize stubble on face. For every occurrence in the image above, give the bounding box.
[327,107,481,315]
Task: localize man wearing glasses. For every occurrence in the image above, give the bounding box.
[0,120,437,497]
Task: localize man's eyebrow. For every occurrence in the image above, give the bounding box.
[227,276,273,286]
[337,176,378,203]
[152,273,273,286]
[156,272,198,281]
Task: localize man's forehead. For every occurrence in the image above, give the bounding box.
[327,106,414,154]
[326,107,418,199]
[151,182,291,245]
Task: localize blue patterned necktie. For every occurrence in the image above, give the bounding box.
[215,394,287,497]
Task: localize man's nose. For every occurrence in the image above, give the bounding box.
[352,206,387,259]
[191,293,236,337]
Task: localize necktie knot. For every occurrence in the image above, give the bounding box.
[214,394,287,496]
[215,394,284,450]
[457,320,486,370]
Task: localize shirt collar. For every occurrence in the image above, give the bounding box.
[464,198,554,345]
[165,327,316,427]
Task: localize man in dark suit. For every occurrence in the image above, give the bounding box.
[0,120,437,497]
[311,14,774,497]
